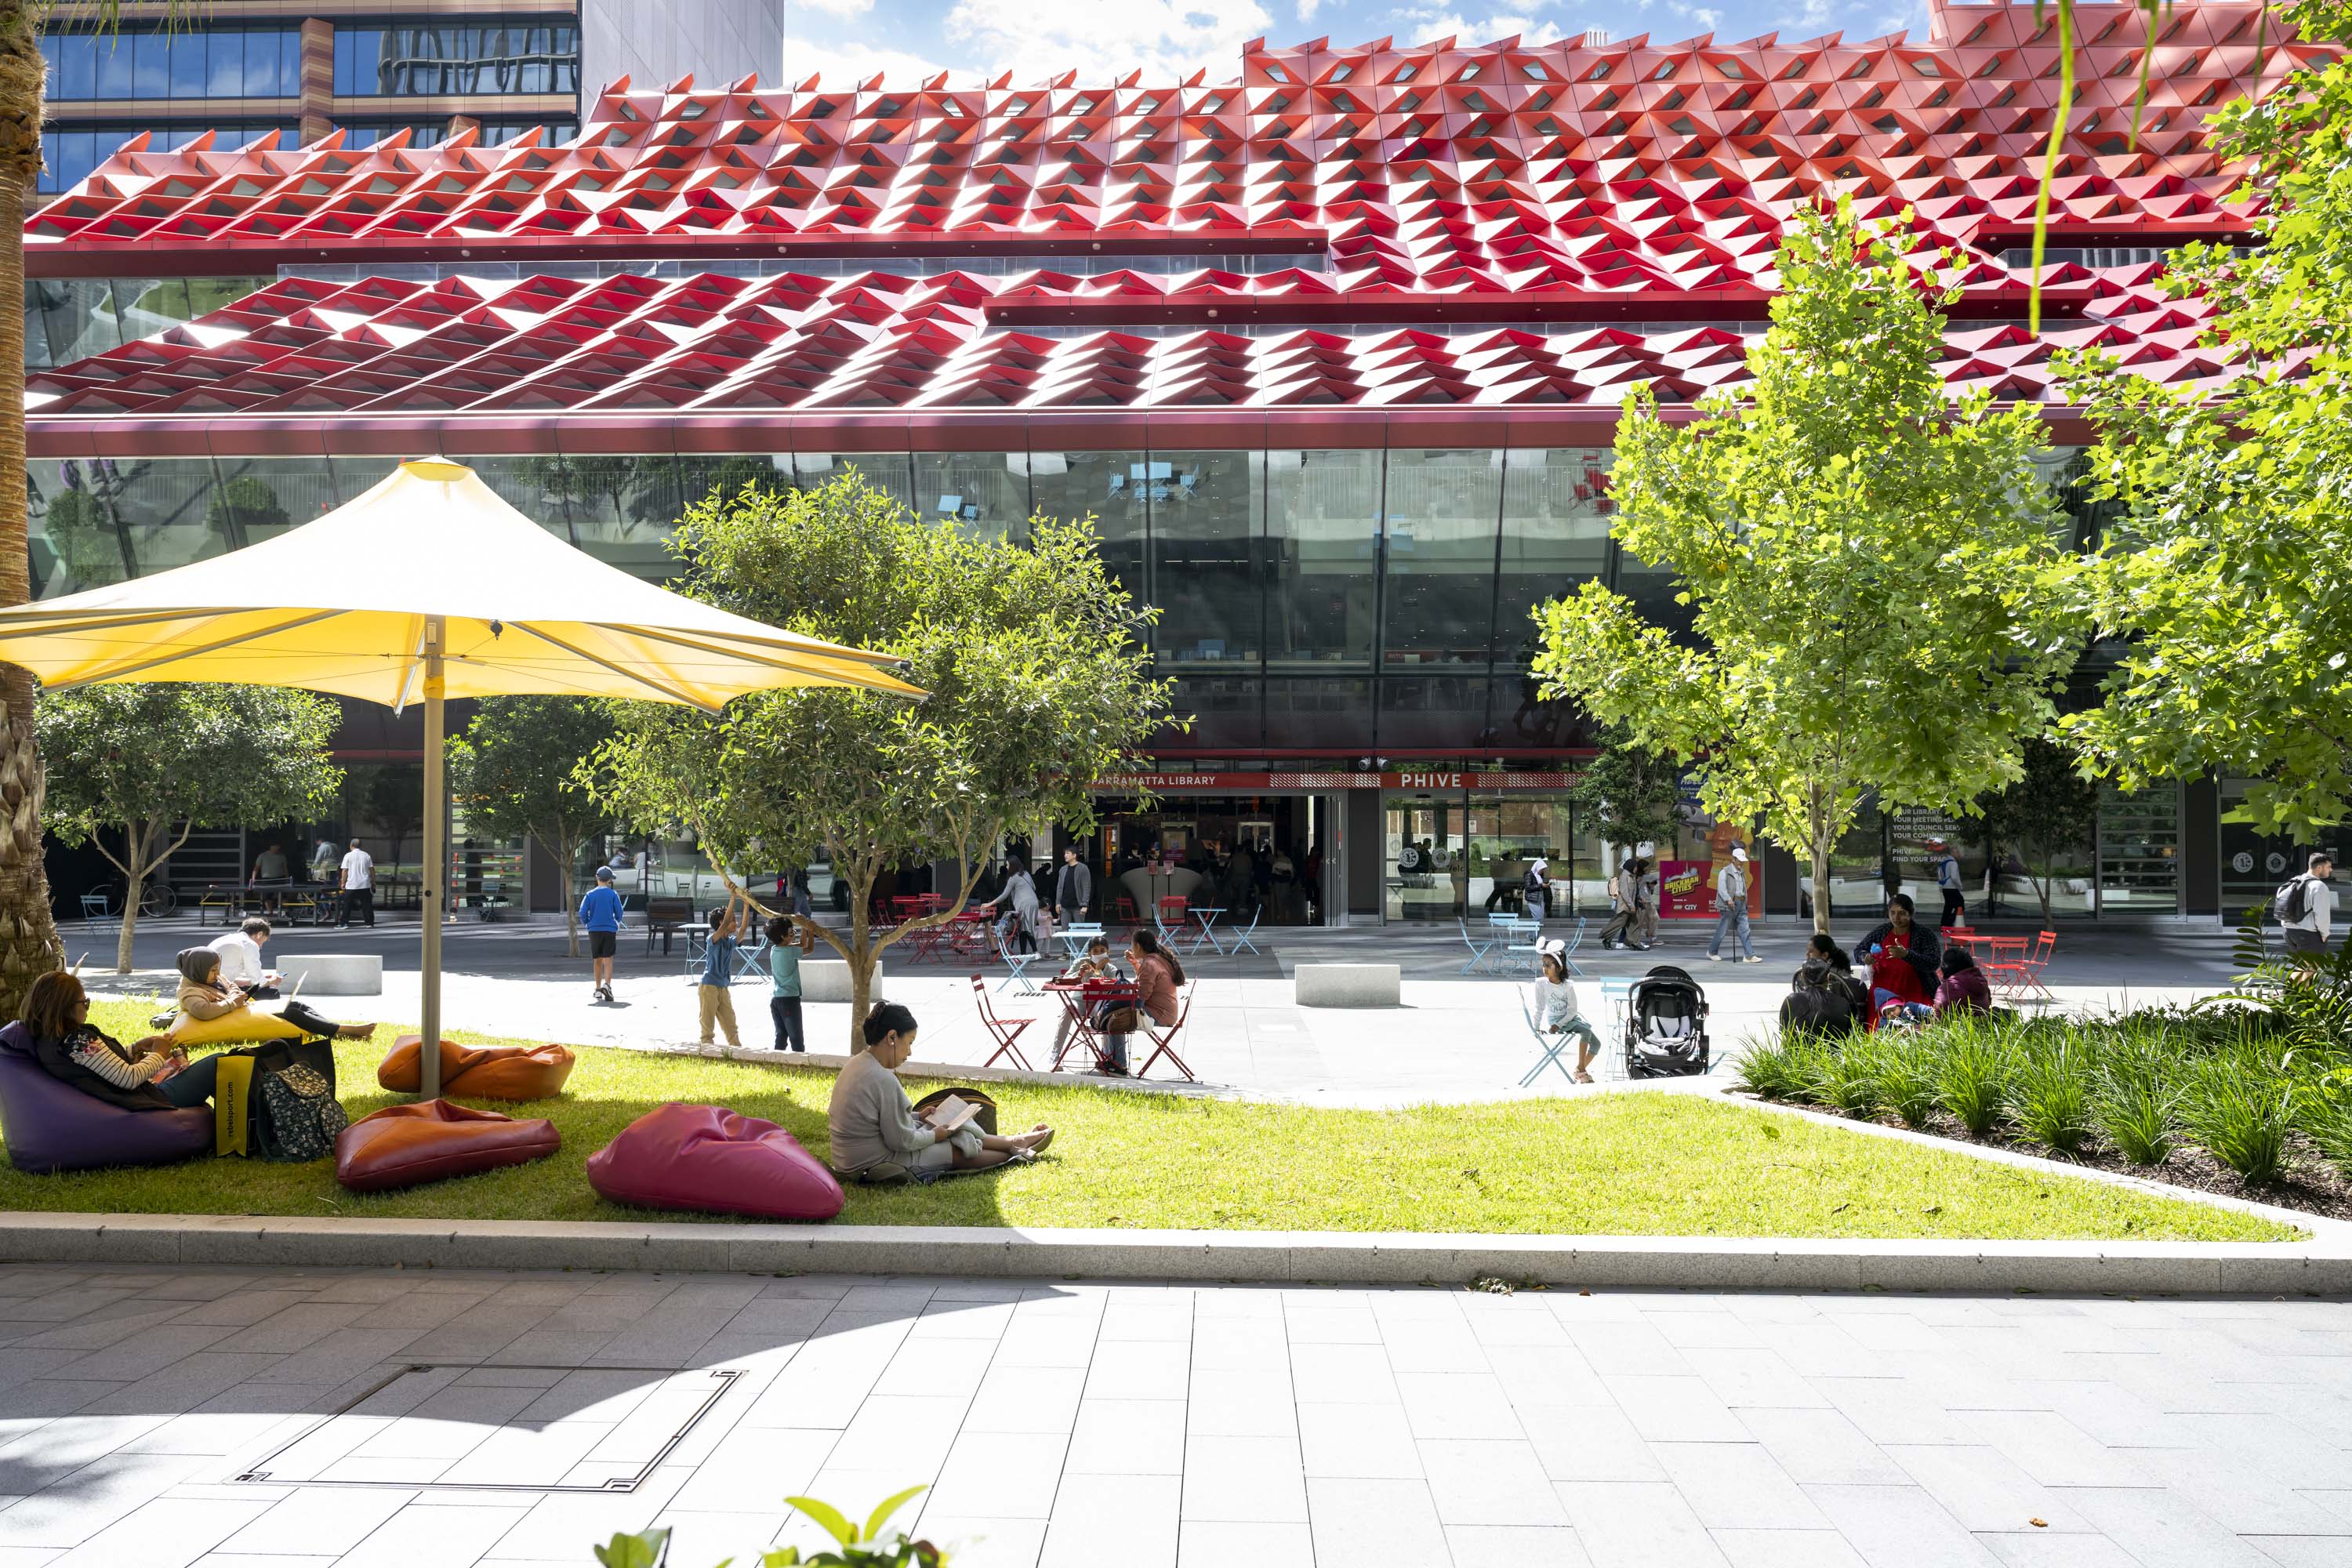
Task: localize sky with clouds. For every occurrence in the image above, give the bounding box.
[777,0,1939,87]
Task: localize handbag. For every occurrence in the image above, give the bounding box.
[911,1085,999,1137]
[213,1036,344,1161]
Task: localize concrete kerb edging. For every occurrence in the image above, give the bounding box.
[5,1212,2350,1294]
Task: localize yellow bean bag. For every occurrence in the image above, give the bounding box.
[168,1006,308,1047]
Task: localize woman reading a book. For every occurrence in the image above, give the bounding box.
[827,1002,1054,1180]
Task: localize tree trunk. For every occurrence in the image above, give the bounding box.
[555,829,579,957]
[0,10,62,1013]
[115,862,143,973]
[1809,838,1833,935]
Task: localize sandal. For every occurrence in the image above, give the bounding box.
[1574,1071,1595,1084]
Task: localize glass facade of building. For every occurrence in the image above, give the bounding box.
[333,23,581,97]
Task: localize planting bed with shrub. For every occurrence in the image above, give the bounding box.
[1736,938,2352,1218]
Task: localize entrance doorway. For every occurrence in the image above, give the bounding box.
[1090,794,1326,926]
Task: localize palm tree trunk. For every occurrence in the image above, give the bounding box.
[0,4,63,1012]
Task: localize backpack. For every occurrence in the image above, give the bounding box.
[212,1036,344,1160]
[2276,875,2313,924]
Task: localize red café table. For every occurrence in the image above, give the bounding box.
[1042,976,1138,1073]
[1944,929,2029,966]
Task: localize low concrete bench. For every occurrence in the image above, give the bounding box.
[1294,962,1400,1008]
[278,953,383,996]
[801,960,884,1004]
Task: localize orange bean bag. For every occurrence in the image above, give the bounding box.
[375,1036,576,1101]
[335,1099,560,1192]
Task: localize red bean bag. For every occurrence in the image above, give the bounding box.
[586,1104,844,1221]
[335,1098,560,1192]
[376,1036,575,1101]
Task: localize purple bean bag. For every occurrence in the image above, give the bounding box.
[586,1103,844,1221]
[0,1022,213,1174]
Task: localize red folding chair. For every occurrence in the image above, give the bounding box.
[1984,931,2057,1000]
[1134,989,1196,1082]
[1155,895,1189,942]
[971,975,1035,1070]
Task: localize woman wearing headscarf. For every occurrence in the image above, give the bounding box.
[175,948,375,1039]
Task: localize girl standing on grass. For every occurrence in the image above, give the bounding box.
[1528,939,1604,1083]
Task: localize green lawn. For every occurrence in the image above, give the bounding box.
[0,1000,2299,1242]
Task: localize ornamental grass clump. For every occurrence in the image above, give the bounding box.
[2182,1044,2298,1187]
[1816,1036,1888,1117]
[1870,1034,1942,1129]
[2300,1083,2352,1183]
[1736,1032,1816,1102]
[2092,1037,2181,1167]
[2010,1036,2095,1156]
[1934,1018,2016,1138]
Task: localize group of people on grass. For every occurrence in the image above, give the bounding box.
[1779,893,1992,1037]
[16,922,377,1121]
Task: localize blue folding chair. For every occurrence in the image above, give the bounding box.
[993,926,1039,994]
[1555,915,1589,978]
[1458,916,1501,975]
[1227,908,1262,956]
[732,935,771,982]
[1519,990,1578,1087]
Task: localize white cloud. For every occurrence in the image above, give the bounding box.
[1298,0,1321,20]
[779,31,959,85]
[1401,9,1569,45]
[944,0,1276,82]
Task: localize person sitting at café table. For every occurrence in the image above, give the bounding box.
[175,947,375,1040]
[1097,928,1185,1077]
[1855,893,1940,1019]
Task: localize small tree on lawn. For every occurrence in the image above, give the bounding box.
[366,764,423,880]
[593,472,1172,1047]
[1966,735,2102,922]
[1572,720,1685,854]
[1532,198,2086,934]
[39,682,343,971]
[448,696,621,957]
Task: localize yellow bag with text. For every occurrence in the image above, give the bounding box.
[213,1055,254,1156]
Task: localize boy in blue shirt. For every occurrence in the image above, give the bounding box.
[764,913,818,1051]
[698,895,745,1049]
[579,865,626,1004]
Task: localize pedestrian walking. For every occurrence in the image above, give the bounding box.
[579,865,624,1002]
[2278,851,2338,958]
[337,839,375,927]
[1523,855,1552,921]
[1054,846,1093,927]
[1930,838,1966,928]
[697,895,745,1049]
[1706,845,1759,963]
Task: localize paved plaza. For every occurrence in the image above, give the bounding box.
[0,1261,2349,1567]
[83,914,2245,1106]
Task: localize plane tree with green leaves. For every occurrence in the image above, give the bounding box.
[2058,0,2352,833]
[1533,199,2088,935]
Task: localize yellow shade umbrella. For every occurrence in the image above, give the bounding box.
[0,458,921,1095]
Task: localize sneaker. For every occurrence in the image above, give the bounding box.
[1706,953,1723,962]
[1744,956,1765,964]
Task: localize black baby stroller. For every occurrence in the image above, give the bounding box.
[1624,964,1711,1078]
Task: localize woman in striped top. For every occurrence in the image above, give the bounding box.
[23,971,223,1112]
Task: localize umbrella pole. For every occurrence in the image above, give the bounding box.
[420,616,445,1101]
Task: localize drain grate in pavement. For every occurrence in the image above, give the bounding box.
[233,1363,742,1494]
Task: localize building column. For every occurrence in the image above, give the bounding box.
[299,18,335,145]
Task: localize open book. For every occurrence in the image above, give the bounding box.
[923,1094,984,1134]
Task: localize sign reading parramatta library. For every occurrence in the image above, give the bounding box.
[1095,771,1588,791]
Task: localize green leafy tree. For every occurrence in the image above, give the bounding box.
[2058,0,2352,833]
[593,473,1171,1046]
[38,683,343,971]
[365,764,423,880]
[1966,736,2102,923]
[1570,720,1685,853]
[1533,199,2086,934]
[448,696,621,956]
[205,474,289,550]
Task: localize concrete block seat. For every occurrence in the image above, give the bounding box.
[1294,963,1402,1008]
[335,1099,560,1192]
[800,960,880,1004]
[586,1103,844,1221]
[277,953,383,996]
[0,1022,212,1174]
[377,1036,576,1101]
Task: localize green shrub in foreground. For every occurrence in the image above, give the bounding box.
[1816,1036,1887,1117]
[2093,1039,2182,1167]
[2299,1076,2352,1183]
[1734,1033,1815,1102]
[1934,1021,2015,1138]
[1868,1034,1942,1129]
[2182,1046,2298,1186]
[2010,1037,2095,1156]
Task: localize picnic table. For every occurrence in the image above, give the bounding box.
[1043,975,1138,1073]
